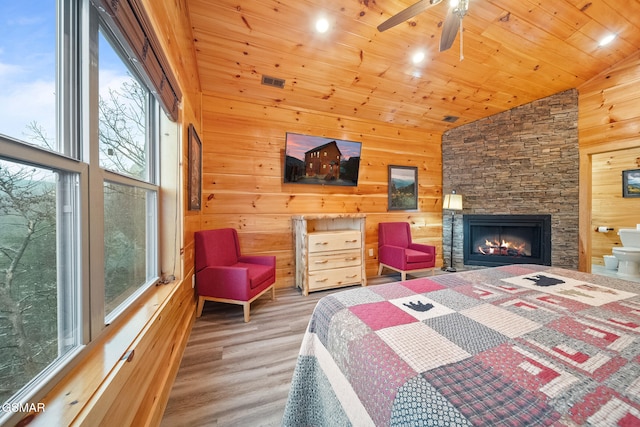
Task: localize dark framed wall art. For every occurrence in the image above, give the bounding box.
[188,123,202,210]
[623,169,640,198]
[388,165,418,210]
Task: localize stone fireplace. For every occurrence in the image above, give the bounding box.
[463,214,551,267]
[442,89,579,270]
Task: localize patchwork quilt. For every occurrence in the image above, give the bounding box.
[282,264,640,426]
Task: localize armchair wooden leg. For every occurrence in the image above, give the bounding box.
[401,271,406,281]
[196,296,205,318]
[243,303,250,323]
[271,285,276,300]
[378,263,383,276]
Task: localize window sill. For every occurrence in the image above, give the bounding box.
[18,278,195,426]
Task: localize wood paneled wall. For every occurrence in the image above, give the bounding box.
[578,50,640,270]
[200,94,443,287]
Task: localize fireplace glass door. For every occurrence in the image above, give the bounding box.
[463,215,551,267]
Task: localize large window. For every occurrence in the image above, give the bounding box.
[98,27,159,320]
[0,0,168,416]
[0,159,80,404]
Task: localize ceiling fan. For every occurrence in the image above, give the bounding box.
[377,0,470,60]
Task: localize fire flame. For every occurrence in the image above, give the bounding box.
[478,239,527,256]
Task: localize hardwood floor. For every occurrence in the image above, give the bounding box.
[161,275,402,426]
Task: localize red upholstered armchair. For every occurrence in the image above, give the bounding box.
[377,222,436,281]
[195,228,276,322]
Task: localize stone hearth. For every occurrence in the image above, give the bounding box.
[442,89,579,270]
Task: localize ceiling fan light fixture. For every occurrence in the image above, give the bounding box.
[377,0,470,60]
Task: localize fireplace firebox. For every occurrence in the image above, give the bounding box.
[463,214,551,267]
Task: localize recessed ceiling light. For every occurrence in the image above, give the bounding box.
[598,33,616,47]
[412,51,426,64]
[315,18,329,33]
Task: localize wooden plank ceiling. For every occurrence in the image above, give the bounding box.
[185,0,640,133]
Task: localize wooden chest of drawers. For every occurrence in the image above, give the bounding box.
[307,231,362,292]
[293,214,367,295]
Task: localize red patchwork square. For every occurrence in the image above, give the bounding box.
[401,278,446,294]
[350,301,417,331]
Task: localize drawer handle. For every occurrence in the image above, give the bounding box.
[315,278,328,282]
[345,239,358,243]
[315,260,329,264]
[315,242,329,246]
[346,274,359,278]
[345,257,357,261]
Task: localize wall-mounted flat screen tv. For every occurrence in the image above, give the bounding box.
[283,132,362,186]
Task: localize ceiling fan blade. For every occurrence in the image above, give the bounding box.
[439,7,460,51]
[377,0,443,32]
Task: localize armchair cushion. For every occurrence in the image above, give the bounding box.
[407,243,436,263]
[237,260,276,289]
[405,248,432,264]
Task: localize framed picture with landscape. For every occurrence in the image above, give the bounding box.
[388,165,418,210]
[623,169,640,198]
[188,123,202,210]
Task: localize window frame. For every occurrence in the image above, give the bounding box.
[0,138,86,409]
[0,0,168,416]
[89,6,162,333]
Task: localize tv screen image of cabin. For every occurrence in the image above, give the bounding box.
[283,133,361,186]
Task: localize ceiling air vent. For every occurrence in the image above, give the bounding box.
[261,75,286,89]
[442,115,459,123]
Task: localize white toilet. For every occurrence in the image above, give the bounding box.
[612,228,640,277]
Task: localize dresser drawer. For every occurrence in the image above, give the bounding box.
[308,265,362,291]
[308,249,361,272]
[308,230,361,253]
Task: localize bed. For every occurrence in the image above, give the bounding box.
[282,264,640,426]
